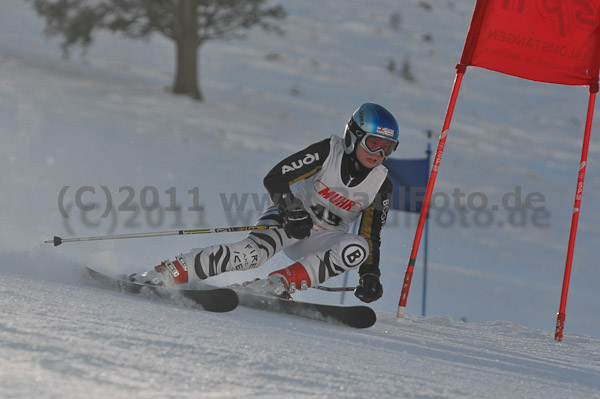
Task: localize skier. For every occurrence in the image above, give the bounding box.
[130,102,399,303]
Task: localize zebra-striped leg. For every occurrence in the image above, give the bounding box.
[182,225,292,281]
[293,234,370,286]
[181,205,294,281]
[189,239,258,280]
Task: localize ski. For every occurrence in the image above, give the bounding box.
[84,267,238,313]
[85,267,374,326]
[232,289,376,329]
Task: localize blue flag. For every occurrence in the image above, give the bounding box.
[383,158,430,213]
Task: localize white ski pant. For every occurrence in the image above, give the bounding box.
[177,206,369,287]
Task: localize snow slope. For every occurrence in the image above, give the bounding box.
[1,0,600,397]
[2,273,600,399]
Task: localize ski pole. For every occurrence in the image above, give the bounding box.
[315,286,356,292]
[44,224,284,247]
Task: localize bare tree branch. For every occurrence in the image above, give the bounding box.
[26,0,286,100]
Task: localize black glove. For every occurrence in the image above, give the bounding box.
[354,273,383,303]
[277,194,313,240]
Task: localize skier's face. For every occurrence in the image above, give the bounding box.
[356,145,385,169]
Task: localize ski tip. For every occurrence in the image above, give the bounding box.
[339,307,376,329]
[183,289,239,313]
[358,312,377,329]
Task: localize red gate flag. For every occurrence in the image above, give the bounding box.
[460,0,600,88]
[397,0,600,342]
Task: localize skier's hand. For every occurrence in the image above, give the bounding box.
[277,194,313,240]
[355,273,383,303]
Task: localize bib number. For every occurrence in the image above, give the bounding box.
[310,204,341,227]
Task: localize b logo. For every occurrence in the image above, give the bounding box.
[342,244,367,268]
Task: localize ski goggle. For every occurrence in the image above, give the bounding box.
[360,133,398,157]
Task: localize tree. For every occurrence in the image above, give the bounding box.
[28,0,286,100]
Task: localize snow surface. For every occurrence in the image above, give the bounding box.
[1,0,600,397]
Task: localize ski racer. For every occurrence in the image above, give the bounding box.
[130,102,399,303]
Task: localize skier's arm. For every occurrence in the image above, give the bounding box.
[354,177,393,303]
[357,177,394,277]
[263,138,330,201]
